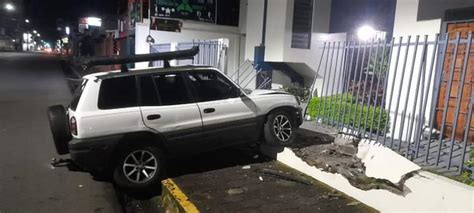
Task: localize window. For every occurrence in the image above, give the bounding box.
[70,79,88,111]
[98,76,137,110]
[139,75,160,106]
[291,0,313,49]
[153,73,190,105]
[187,71,240,102]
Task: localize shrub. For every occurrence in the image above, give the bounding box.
[283,86,310,102]
[307,93,390,134]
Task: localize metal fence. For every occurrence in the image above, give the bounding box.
[310,33,473,176]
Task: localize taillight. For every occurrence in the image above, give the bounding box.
[70,116,77,135]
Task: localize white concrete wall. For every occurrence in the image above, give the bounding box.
[392,0,442,38]
[135,20,242,77]
[388,0,443,140]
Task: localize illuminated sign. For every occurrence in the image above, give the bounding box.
[154,0,216,23]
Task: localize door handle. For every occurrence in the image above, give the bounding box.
[147,114,161,120]
[203,108,215,113]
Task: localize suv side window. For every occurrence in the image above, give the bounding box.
[187,71,240,102]
[98,76,138,110]
[152,73,191,106]
[139,75,160,106]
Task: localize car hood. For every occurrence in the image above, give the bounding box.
[248,89,290,96]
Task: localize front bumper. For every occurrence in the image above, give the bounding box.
[68,135,122,173]
[295,107,303,127]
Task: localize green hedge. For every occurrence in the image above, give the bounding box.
[307,94,390,134]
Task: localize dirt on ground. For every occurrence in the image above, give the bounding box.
[291,128,414,195]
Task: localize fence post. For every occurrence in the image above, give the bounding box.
[405,35,429,157]
[447,32,472,169]
[414,34,440,158]
[389,36,412,149]
[436,32,461,166]
[424,34,449,163]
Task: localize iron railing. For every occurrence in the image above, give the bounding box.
[309,33,473,176]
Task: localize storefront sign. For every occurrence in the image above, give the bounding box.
[154,0,216,23]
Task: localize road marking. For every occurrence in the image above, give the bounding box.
[162,179,199,213]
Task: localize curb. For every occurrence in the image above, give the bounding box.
[160,179,199,213]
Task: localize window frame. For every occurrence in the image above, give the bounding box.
[137,72,195,107]
[183,70,241,102]
[97,76,139,110]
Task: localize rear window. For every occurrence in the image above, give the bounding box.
[98,76,138,110]
[70,79,88,111]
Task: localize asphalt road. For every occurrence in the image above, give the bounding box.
[0,52,121,213]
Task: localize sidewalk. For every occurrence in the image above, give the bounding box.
[158,142,375,213]
[263,122,474,212]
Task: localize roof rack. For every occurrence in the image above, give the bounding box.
[81,46,199,72]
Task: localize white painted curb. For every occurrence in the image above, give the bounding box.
[261,128,474,212]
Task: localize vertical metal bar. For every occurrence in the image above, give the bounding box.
[436,32,461,166]
[317,42,333,119]
[328,42,343,126]
[305,42,327,117]
[322,42,337,124]
[346,41,363,132]
[357,39,375,137]
[447,32,472,169]
[425,34,449,163]
[363,40,381,137]
[382,37,403,145]
[405,35,429,157]
[390,36,418,147]
[414,34,440,158]
[333,41,348,127]
[388,36,412,148]
[458,90,473,175]
[397,35,421,153]
[351,41,369,135]
[374,38,394,140]
[338,40,356,129]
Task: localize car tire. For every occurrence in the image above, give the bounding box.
[264,110,296,146]
[113,145,164,193]
[47,105,72,155]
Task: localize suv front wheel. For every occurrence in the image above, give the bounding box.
[264,110,296,146]
[113,145,163,192]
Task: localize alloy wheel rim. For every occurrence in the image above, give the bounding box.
[273,115,292,141]
[122,150,158,184]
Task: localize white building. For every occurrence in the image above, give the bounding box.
[134,0,340,91]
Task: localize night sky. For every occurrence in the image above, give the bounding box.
[23,0,119,42]
[330,0,397,37]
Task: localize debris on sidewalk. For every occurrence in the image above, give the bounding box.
[241,165,251,170]
[291,129,414,195]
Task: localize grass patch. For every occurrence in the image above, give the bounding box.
[307,93,390,134]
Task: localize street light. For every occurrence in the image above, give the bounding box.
[37,33,40,37]
[357,25,376,41]
[33,30,37,34]
[25,19,30,23]
[65,26,70,35]
[4,3,14,11]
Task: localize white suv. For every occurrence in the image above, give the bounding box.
[48,64,302,191]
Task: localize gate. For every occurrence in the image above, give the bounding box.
[309,33,473,176]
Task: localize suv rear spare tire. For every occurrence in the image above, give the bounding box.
[47,105,72,155]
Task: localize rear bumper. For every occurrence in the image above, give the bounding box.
[68,135,122,173]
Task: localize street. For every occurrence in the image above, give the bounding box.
[0,52,121,213]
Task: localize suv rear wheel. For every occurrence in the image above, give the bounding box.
[264,110,296,146]
[113,145,163,192]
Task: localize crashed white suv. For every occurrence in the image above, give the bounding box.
[48,52,302,191]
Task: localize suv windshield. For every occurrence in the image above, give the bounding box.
[70,79,88,111]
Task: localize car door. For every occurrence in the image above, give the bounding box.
[185,70,258,147]
[138,73,204,153]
